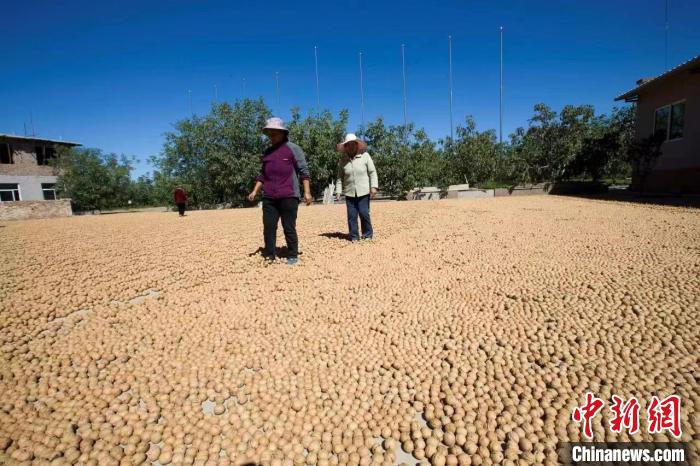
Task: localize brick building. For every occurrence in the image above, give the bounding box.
[0,134,81,202]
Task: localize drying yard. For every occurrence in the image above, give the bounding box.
[1,196,698,465]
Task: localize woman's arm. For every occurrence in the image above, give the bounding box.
[335,160,343,198]
[366,154,379,196]
[248,181,263,201]
[289,143,313,205]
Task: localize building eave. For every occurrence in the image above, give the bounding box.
[0,134,82,147]
[614,54,700,101]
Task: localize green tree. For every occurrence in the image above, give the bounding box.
[287,108,348,198]
[155,98,271,206]
[628,133,664,192]
[358,119,443,198]
[445,117,499,186]
[54,148,132,212]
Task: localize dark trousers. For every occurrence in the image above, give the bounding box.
[345,195,373,240]
[177,203,186,216]
[262,197,299,258]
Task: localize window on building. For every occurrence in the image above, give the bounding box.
[0,183,21,202]
[42,183,57,200]
[36,145,45,165]
[654,106,669,140]
[654,101,685,141]
[45,147,56,164]
[0,143,12,164]
[35,146,57,166]
[669,102,685,140]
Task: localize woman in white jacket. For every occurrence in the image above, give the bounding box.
[335,133,379,241]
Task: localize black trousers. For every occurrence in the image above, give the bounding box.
[177,203,186,216]
[262,197,299,258]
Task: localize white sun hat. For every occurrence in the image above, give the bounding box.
[262,117,289,133]
[336,133,368,153]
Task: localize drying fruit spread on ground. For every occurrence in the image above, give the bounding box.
[1,196,698,465]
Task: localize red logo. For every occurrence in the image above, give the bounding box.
[572,392,605,439]
[647,395,682,438]
[609,395,640,434]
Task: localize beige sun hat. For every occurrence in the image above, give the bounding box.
[262,117,289,133]
[337,133,368,153]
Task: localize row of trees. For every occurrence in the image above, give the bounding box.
[56,98,641,210]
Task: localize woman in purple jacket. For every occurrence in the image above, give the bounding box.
[248,117,312,265]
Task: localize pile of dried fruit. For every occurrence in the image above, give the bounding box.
[1,196,698,465]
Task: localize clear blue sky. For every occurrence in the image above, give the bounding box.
[3,0,699,177]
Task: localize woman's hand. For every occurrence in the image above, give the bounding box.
[304,192,313,206]
[247,191,258,202]
[370,187,378,199]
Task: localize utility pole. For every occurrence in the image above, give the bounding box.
[401,44,408,127]
[448,35,454,144]
[314,46,321,110]
[275,72,280,112]
[664,0,669,70]
[359,52,365,126]
[499,26,504,145]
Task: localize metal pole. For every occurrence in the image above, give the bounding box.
[359,52,365,126]
[275,72,280,111]
[188,90,192,115]
[664,0,669,70]
[448,35,454,144]
[314,46,321,110]
[499,26,504,145]
[401,44,408,127]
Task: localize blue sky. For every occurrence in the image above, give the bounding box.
[3,0,699,177]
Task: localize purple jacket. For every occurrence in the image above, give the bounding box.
[255,141,310,199]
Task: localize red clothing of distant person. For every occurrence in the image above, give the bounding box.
[174,188,188,204]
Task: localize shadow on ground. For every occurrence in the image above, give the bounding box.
[319,232,351,241]
[557,191,700,209]
[248,246,302,258]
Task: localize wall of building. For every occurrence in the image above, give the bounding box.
[0,199,72,221]
[635,72,699,171]
[632,71,699,193]
[0,175,58,201]
[0,140,57,177]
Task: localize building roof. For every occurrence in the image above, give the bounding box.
[0,133,81,147]
[615,55,700,102]
[615,54,700,102]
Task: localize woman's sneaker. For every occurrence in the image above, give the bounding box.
[287,257,299,266]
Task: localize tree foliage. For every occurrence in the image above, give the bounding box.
[155,99,271,206]
[54,148,132,212]
[287,108,349,198]
[59,98,639,209]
